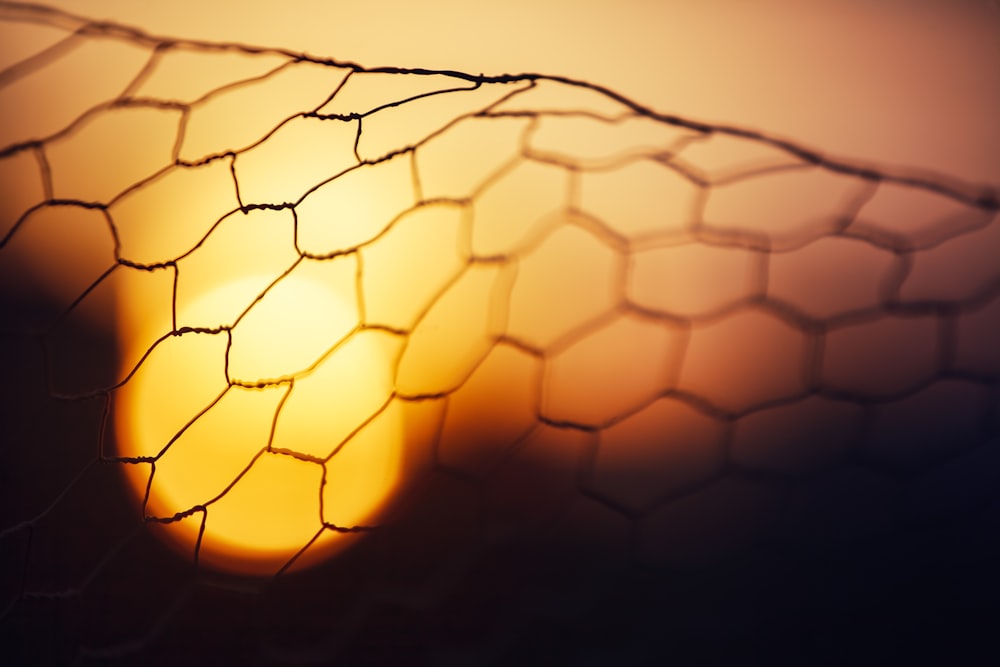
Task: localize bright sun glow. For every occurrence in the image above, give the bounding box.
[114,272,403,575]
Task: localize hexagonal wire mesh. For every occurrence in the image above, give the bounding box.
[1,2,999,665]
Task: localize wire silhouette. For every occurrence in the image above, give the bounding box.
[1,2,998,664]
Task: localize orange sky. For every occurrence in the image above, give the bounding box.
[37,0,1000,189]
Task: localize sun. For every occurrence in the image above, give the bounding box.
[114,269,404,576]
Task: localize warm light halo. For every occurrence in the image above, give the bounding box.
[114,272,404,576]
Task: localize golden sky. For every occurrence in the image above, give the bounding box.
[38,0,1000,188]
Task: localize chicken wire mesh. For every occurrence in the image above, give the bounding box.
[1,2,1000,665]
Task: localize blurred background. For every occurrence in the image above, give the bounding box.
[2,1,999,664]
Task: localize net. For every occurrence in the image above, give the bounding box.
[2,2,999,664]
